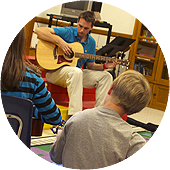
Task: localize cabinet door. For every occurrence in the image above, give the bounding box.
[148,83,153,106]
[155,50,169,86]
[151,84,169,111]
[134,41,159,82]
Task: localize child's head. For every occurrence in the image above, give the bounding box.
[1,27,41,91]
[110,70,151,114]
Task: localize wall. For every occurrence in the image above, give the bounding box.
[31,2,136,75]
[36,0,62,18]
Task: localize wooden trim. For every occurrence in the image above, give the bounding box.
[25,0,36,55]
[138,36,156,42]
[129,0,142,69]
[29,48,36,56]
[135,54,156,61]
[35,16,132,39]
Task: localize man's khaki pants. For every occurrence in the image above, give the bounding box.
[46,66,113,115]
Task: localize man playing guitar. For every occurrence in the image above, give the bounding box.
[35,11,118,116]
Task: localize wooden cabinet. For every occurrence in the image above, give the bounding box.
[149,43,170,111]
[131,43,170,111]
[151,84,169,110]
[154,50,169,85]
[128,19,169,111]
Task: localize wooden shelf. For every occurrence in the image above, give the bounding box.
[137,39,157,58]
[128,19,169,111]
[138,39,157,47]
[135,55,155,61]
[138,36,157,42]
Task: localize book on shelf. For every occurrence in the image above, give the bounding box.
[142,67,152,76]
[138,53,154,58]
[141,30,156,43]
[134,63,143,73]
[148,69,152,76]
[146,30,150,41]
[143,66,147,75]
[140,64,143,73]
[137,43,157,58]
[149,34,157,43]
[133,63,152,76]
[136,56,151,61]
[141,30,148,41]
[141,30,146,41]
[133,63,139,72]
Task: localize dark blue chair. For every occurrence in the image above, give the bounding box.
[0,94,33,170]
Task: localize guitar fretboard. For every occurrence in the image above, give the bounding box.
[75,52,129,66]
[75,52,117,61]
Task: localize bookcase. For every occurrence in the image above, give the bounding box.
[128,19,169,111]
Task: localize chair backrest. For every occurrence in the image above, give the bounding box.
[1,94,33,148]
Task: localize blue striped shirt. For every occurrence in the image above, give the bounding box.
[1,68,61,125]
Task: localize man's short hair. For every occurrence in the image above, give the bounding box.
[110,70,152,114]
[78,11,95,27]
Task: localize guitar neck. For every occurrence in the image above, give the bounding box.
[75,52,130,67]
[75,52,119,63]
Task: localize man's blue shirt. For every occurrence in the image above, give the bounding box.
[53,27,96,68]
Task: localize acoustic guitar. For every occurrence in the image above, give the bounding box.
[36,37,130,71]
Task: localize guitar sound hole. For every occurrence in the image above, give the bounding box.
[64,50,74,59]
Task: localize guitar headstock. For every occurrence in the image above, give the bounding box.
[118,59,130,67]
